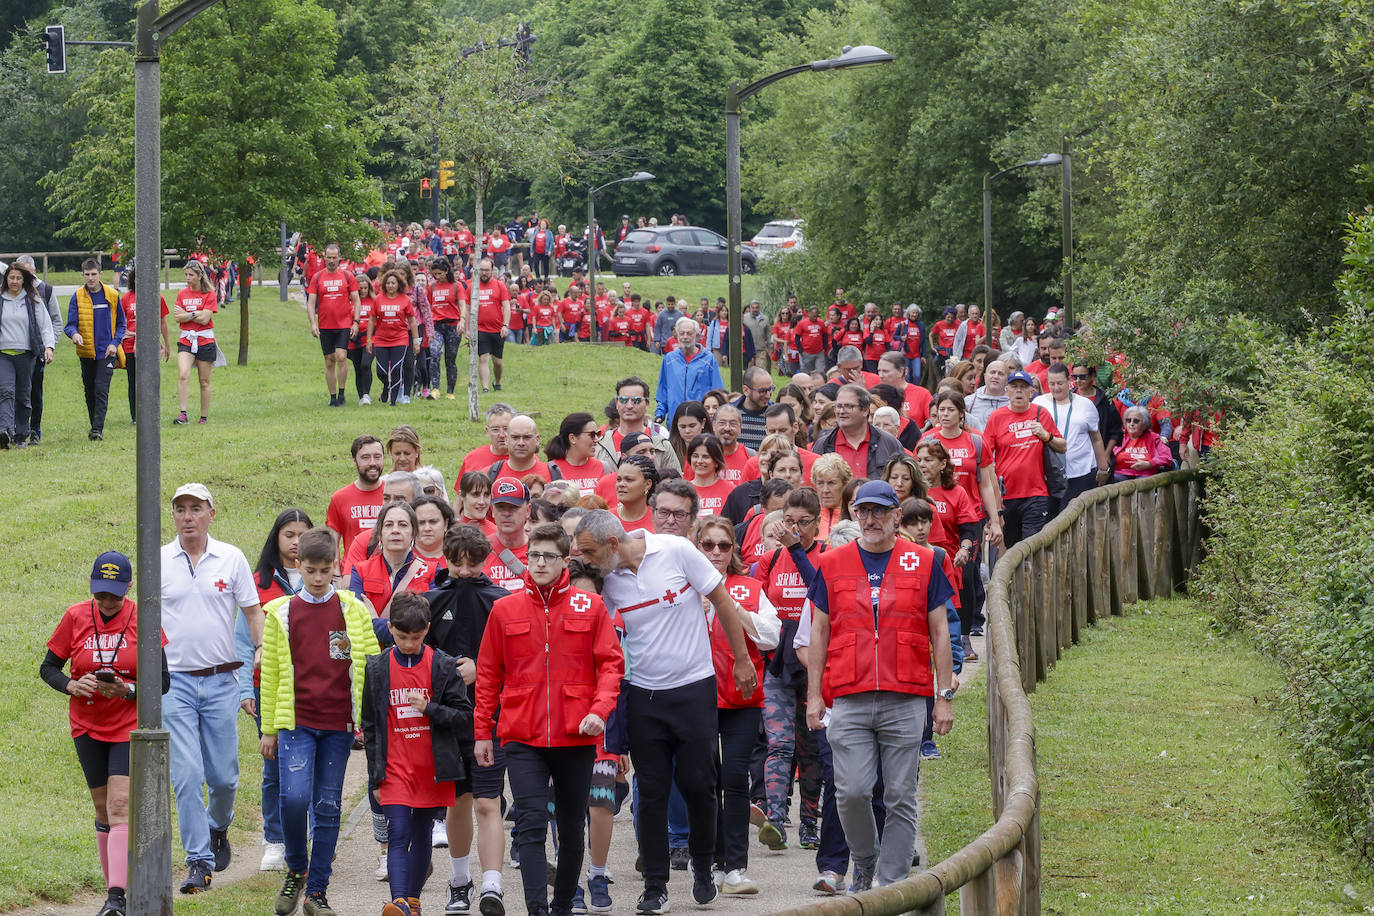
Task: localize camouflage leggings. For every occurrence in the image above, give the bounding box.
[762,672,822,826]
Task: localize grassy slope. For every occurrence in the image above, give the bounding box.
[921,599,1374,914]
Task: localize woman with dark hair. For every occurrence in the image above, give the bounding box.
[428,259,465,399]
[839,317,865,355]
[546,412,614,496]
[348,273,376,405]
[881,454,926,505]
[668,401,713,467]
[456,471,496,537]
[394,260,435,400]
[0,262,56,447]
[612,454,658,533]
[915,438,982,658]
[685,433,735,517]
[350,501,425,617]
[776,384,814,445]
[772,305,798,376]
[412,495,455,588]
[701,389,730,422]
[367,270,420,406]
[117,267,169,424]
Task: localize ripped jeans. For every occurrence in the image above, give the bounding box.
[278,726,353,894]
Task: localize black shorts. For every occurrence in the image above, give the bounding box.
[177,341,217,363]
[73,734,130,789]
[456,740,507,799]
[477,331,505,358]
[319,328,351,354]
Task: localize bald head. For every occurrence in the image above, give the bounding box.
[507,415,539,459]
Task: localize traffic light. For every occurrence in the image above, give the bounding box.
[42,24,65,74]
[420,177,432,199]
[438,160,455,190]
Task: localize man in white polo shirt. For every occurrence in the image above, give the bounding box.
[161,483,263,895]
[573,510,756,915]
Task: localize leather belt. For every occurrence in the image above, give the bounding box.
[181,661,243,677]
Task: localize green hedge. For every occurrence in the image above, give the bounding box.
[1198,211,1374,868]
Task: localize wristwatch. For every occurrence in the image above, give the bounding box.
[938,687,956,702]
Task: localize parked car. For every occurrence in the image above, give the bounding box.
[611,226,757,277]
[748,219,805,257]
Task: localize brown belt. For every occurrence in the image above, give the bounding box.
[181,661,243,677]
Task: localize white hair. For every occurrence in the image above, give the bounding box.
[674,316,699,336]
[414,466,448,502]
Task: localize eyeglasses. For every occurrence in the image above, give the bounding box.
[834,403,860,412]
[527,551,566,565]
[653,507,692,521]
[698,540,733,552]
[1071,374,1089,380]
[853,505,893,518]
[1124,418,1146,424]
[616,396,647,405]
[783,516,816,528]
[748,384,776,395]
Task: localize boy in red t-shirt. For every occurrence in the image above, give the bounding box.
[363,594,471,916]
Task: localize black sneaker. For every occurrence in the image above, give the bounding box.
[89,429,103,441]
[28,429,40,444]
[180,860,213,894]
[303,890,336,915]
[446,880,474,914]
[669,847,689,871]
[799,819,820,849]
[478,888,505,916]
[493,383,502,391]
[0,430,9,449]
[97,889,127,916]
[274,870,305,914]
[691,867,717,905]
[210,827,232,871]
[635,889,670,915]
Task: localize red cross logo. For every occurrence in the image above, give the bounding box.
[898,553,920,572]
[570,594,591,613]
[214,579,229,592]
[662,588,678,603]
[729,585,751,603]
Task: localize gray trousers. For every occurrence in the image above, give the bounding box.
[799,352,826,375]
[828,690,924,885]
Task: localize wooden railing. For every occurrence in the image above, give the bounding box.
[772,468,1204,915]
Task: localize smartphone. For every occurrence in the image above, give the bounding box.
[95,671,117,683]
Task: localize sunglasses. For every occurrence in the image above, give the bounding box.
[698,540,733,552]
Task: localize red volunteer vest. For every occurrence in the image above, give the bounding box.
[707,576,765,709]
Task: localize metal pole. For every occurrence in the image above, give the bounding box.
[726,84,743,391]
[587,190,597,342]
[279,220,289,301]
[130,1,172,912]
[1061,139,1073,328]
[983,173,994,348]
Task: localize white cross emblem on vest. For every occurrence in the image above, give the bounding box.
[570,594,592,613]
[729,585,751,603]
[898,551,921,572]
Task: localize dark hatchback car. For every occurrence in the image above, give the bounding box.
[611,226,758,276]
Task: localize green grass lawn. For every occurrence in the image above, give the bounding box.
[922,599,1374,914]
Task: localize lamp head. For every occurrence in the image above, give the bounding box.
[812,45,894,72]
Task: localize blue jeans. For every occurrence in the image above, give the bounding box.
[166,671,241,866]
[252,686,283,844]
[905,357,922,384]
[278,727,352,894]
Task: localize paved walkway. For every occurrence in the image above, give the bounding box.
[18,635,984,916]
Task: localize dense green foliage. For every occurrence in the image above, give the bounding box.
[1198,212,1374,868]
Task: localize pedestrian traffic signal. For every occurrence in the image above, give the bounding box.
[43,24,66,74]
[420,178,432,199]
[438,161,455,191]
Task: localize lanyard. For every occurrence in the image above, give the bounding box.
[88,599,133,671]
[1052,397,1073,432]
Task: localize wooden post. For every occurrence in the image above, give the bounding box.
[1120,490,1138,607]
[1088,500,1106,624]
[1056,528,1073,654]
[1072,512,1088,642]
[1136,489,1156,600]
[987,645,1006,817]
[1035,550,1053,682]
[1107,495,1124,615]
[1019,557,1037,694]
[1019,796,1042,916]
[961,867,998,916]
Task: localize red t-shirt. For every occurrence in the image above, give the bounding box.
[488,458,553,483]
[483,539,529,592]
[932,320,958,352]
[919,428,991,518]
[926,485,979,555]
[738,513,769,565]
[863,329,889,362]
[308,269,359,330]
[984,406,1062,500]
[429,281,466,323]
[551,457,606,495]
[475,280,511,334]
[119,291,168,355]
[350,297,374,349]
[327,481,384,549]
[794,318,827,354]
[287,593,354,731]
[532,303,558,328]
[175,288,217,346]
[457,444,503,483]
[619,509,655,534]
[901,384,933,428]
[840,331,865,351]
[371,293,415,347]
[963,322,986,357]
[47,598,165,742]
[693,478,736,517]
[719,445,752,484]
[455,230,474,254]
[379,646,456,808]
[627,307,650,334]
[558,299,583,331]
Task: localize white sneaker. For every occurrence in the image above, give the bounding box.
[399,395,412,404]
[359,394,372,405]
[433,820,450,848]
[376,852,388,882]
[721,869,758,895]
[259,842,286,871]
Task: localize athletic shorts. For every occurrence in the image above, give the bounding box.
[319,328,351,354]
[456,740,507,799]
[177,341,217,363]
[588,756,619,812]
[477,331,505,359]
[73,734,131,789]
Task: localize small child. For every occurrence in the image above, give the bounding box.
[363,592,472,916]
[259,527,380,916]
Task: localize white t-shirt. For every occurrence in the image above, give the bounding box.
[600,532,723,690]
[1033,393,1100,478]
[161,535,259,672]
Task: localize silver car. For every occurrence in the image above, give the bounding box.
[611,226,758,276]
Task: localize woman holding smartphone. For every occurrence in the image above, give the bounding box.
[41,551,169,916]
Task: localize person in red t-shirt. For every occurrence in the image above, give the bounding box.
[684,434,737,517]
[546,412,615,495]
[367,270,420,406]
[327,435,387,566]
[831,289,855,324]
[172,261,218,425]
[472,260,512,393]
[530,289,560,346]
[792,306,829,375]
[42,550,168,916]
[118,267,169,424]
[427,260,467,400]
[929,306,959,368]
[307,244,363,407]
[348,274,377,405]
[983,371,1065,546]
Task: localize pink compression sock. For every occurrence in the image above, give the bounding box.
[95,822,110,884]
[107,824,129,891]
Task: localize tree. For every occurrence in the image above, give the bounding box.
[43,0,378,364]
[380,21,570,419]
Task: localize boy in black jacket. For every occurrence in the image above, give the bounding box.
[362,593,471,916]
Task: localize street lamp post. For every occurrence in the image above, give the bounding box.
[982,149,1072,346]
[588,171,654,341]
[726,45,893,390]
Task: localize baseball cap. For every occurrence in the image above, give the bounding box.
[171,482,214,507]
[90,550,133,597]
[490,476,529,506]
[1006,370,1035,386]
[850,480,900,509]
[620,432,652,454]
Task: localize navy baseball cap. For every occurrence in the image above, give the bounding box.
[90,551,133,597]
[851,480,901,510]
[1006,370,1035,386]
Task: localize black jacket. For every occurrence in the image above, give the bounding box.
[812,423,906,480]
[362,646,473,791]
[423,570,508,662]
